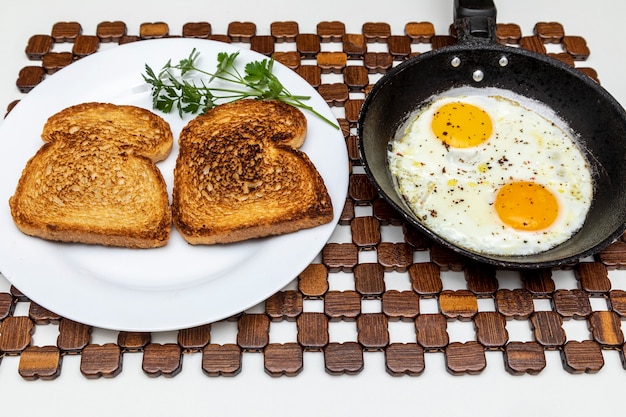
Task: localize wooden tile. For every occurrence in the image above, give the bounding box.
[342,33,367,58]
[561,340,604,374]
[519,35,547,54]
[363,52,393,73]
[504,341,546,375]
[588,311,624,347]
[597,241,626,269]
[351,216,381,249]
[272,51,301,69]
[362,22,391,42]
[139,22,169,39]
[464,263,498,296]
[322,243,358,272]
[495,289,534,319]
[96,21,127,42]
[409,262,442,296]
[317,51,347,73]
[344,98,364,124]
[0,293,15,319]
[348,173,377,204]
[324,342,363,375]
[325,290,361,321]
[521,269,555,296]
[387,35,411,59]
[496,23,522,44]
[445,341,486,375]
[237,314,270,351]
[0,316,34,354]
[57,319,91,353]
[142,343,182,377]
[208,34,231,44]
[354,263,385,297]
[549,52,575,67]
[80,343,122,378]
[297,312,329,350]
[430,244,467,272]
[250,35,275,55]
[265,290,303,321]
[28,301,61,324]
[562,36,590,60]
[227,21,256,42]
[608,289,626,316]
[72,35,100,58]
[18,346,62,380]
[382,290,420,321]
[385,343,425,376]
[415,313,449,351]
[178,324,211,352]
[16,66,46,93]
[552,289,592,319]
[403,224,431,251]
[10,286,28,301]
[474,312,508,349]
[575,262,611,295]
[534,22,564,43]
[25,34,53,59]
[42,52,74,74]
[357,313,389,351]
[578,67,599,83]
[202,344,241,376]
[271,21,299,42]
[317,21,346,43]
[51,21,82,42]
[439,290,478,320]
[377,242,413,272]
[318,83,349,106]
[295,65,321,87]
[340,197,355,225]
[182,22,212,39]
[298,263,329,298]
[295,33,321,58]
[372,198,403,226]
[118,35,141,45]
[530,311,566,348]
[343,65,369,92]
[264,343,303,376]
[405,22,435,43]
[117,332,150,352]
[431,35,455,49]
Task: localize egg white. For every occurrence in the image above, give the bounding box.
[388,87,593,256]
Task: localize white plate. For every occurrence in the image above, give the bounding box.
[0,38,348,331]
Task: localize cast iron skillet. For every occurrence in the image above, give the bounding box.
[358,0,626,269]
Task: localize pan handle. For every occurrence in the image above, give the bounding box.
[454,0,498,44]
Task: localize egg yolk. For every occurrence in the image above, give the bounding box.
[431,102,493,148]
[494,181,559,231]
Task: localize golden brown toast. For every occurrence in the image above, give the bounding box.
[9,103,173,248]
[172,99,333,245]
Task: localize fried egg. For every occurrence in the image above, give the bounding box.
[388,87,593,256]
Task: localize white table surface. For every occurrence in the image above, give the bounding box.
[1,1,626,416]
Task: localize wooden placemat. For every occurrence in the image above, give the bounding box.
[1,19,626,380]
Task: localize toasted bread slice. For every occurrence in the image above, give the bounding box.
[42,102,173,162]
[10,103,173,248]
[172,99,333,245]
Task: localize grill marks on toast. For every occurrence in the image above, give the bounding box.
[172,99,333,245]
[9,103,173,248]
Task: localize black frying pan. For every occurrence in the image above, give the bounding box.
[358,0,626,268]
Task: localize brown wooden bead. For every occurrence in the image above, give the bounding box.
[377,242,413,272]
[385,343,424,376]
[342,33,367,58]
[202,344,241,376]
[521,269,555,296]
[28,301,61,324]
[298,263,329,298]
[534,22,564,44]
[16,66,45,93]
[363,52,393,73]
[25,34,54,59]
[72,35,100,58]
[340,197,355,225]
[474,312,508,349]
[0,316,34,354]
[324,342,363,375]
[415,313,448,351]
[295,65,321,87]
[227,21,256,42]
[250,35,275,55]
[464,263,498,296]
[18,346,62,380]
[357,313,389,350]
[317,52,347,73]
[264,343,303,376]
[387,35,411,59]
[440,290,478,320]
[97,21,127,42]
[0,292,15,320]
[80,343,122,378]
[608,290,626,316]
[142,343,182,377]
[117,332,150,352]
[272,51,301,69]
[265,290,303,321]
[575,262,611,295]
[317,21,346,43]
[530,311,566,348]
[322,243,358,273]
[271,21,299,42]
[362,22,391,43]
[237,314,270,351]
[445,341,486,375]
[371,198,403,226]
[351,216,381,249]
[318,83,349,106]
[495,289,534,319]
[295,33,321,58]
[343,65,369,92]
[519,35,547,54]
[430,244,467,272]
[588,311,624,347]
[496,23,522,44]
[382,290,420,321]
[552,289,592,319]
[344,98,364,124]
[597,241,626,269]
[563,36,590,60]
[325,290,361,321]
[409,262,442,296]
[297,312,329,350]
[57,319,91,353]
[348,173,377,204]
[139,22,169,39]
[504,341,546,375]
[182,22,211,39]
[42,52,74,74]
[354,263,385,297]
[405,22,435,43]
[51,21,82,42]
[178,324,211,352]
[561,340,604,373]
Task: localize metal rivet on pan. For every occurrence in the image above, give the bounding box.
[451,56,461,67]
[472,69,484,82]
[499,56,509,67]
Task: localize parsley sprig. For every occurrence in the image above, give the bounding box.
[142,49,339,129]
